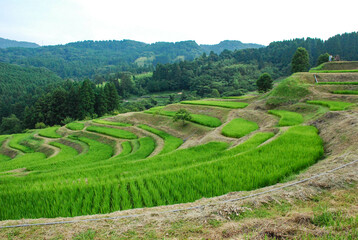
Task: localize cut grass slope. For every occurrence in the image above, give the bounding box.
[144,107,222,127]
[86,126,137,139]
[268,110,304,126]
[181,100,248,109]
[138,124,183,154]
[307,100,355,111]
[221,118,259,138]
[66,122,85,130]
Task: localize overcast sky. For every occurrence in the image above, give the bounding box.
[0,0,357,46]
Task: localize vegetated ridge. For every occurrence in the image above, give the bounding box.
[0,37,40,49]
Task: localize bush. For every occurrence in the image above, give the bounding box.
[35,122,46,129]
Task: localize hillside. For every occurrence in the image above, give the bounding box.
[0,37,40,49]
[200,40,264,54]
[0,39,262,79]
[0,62,357,239]
[0,62,62,131]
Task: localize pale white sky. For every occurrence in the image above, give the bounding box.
[0,0,357,46]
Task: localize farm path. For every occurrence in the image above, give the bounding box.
[34,133,60,158]
[0,138,19,158]
[133,125,164,158]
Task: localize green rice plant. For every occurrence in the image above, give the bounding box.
[268,110,304,126]
[310,69,358,73]
[38,126,62,138]
[0,124,323,221]
[8,133,34,153]
[115,137,155,161]
[221,118,259,138]
[144,108,222,128]
[332,90,358,95]
[307,100,355,111]
[0,154,11,162]
[117,141,132,157]
[66,122,84,130]
[222,95,255,100]
[92,119,132,127]
[181,100,248,109]
[138,124,183,154]
[86,126,137,139]
[0,135,9,145]
[317,82,358,85]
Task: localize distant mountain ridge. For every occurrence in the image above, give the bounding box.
[0,37,40,48]
[0,38,263,79]
[200,40,264,54]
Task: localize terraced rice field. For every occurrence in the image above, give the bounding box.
[268,110,304,126]
[332,90,358,95]
[307,100,355,111]
[86,125,137,139]
[38,126,62,138]
[138,124,183,154]
[92,119,132,127]
[0,85,327,221]
[181,100,249,109]
[0,118,323,220]
[66,122,85,130]
[144,107,222,127]
[221,118,259,138]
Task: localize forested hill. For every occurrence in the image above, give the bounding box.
[200,40,263,54]
[0,39,262,79]
[0,62,62,128]
[0,37,40,48]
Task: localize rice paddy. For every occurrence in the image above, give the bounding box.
[66,122,85,130]
[86,125,137,139]
[0,125,323,220]
[317,82,358,85]
[38,126,62,138]
[181,100,249,109]
[92,119,132,127]
[221,118,259,138]
[307,100,355,111]
[138,124,183,154]
[268,110,304,126]
[0,77,330,221]
[144,107,222,127]
[332,90,358,95]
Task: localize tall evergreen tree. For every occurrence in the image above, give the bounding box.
[79,79,95,118]
[104,82,120,112]
[291,47,310,73]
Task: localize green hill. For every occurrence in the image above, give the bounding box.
[0,37,40,48]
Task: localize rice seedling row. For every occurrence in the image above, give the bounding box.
[38,126,62,138]
[137,124,183,154]
[317,82,358,85]
[181,100,249,109]
[332,90,358,95]
[86,125,137,139]
[307,100,355,111]
[0,126,323,220]
[92,119,132,127]
[221,118,259,138]
[268,110,304,126]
